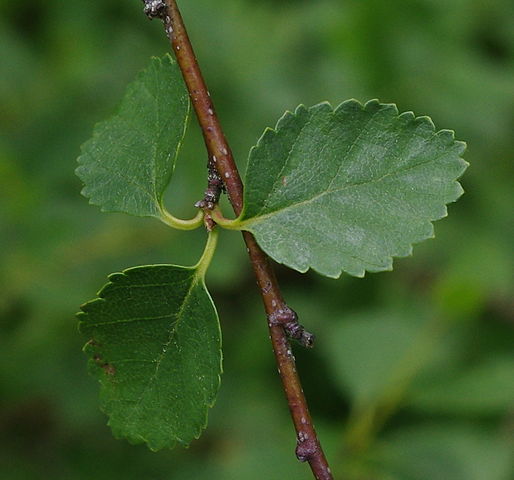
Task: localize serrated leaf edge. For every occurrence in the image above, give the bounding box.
[77,232,221,450]
[235,99,468,278]
[75,54,191,223]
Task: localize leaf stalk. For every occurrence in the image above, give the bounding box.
[160,208,204,230]
[195,229,219,279]
[210,206,239,229]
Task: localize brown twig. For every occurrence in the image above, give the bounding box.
[143,1,333,478]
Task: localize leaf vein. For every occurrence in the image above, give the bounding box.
[123,277,199,431]
[256,112,312,217]
[86,313,177,328]
[245,153,446,227]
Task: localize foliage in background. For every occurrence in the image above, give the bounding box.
[1,0,513,478]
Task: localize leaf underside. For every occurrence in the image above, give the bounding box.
[76,55,190,218]
[78,265,221,451]
[238,99,468,278]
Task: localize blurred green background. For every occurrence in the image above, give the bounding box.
[1,0,513,478]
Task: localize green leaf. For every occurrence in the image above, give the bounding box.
[236,100,467,278]
[76,55,190,220]
[78,261,221,450]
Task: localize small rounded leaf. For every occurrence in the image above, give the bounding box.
[78,265,221,450]
[76,55,190,219]
[238,100,468,278]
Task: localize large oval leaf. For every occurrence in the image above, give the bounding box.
[237,100,468,278]
[78,264,221,450]
[76,55,190,220]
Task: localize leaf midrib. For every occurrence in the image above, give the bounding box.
[123,273,201,438]
[241,154,440,228]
